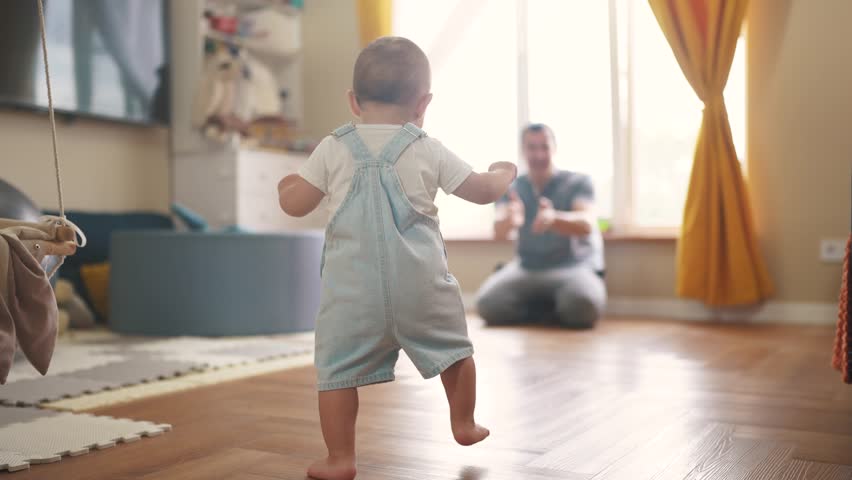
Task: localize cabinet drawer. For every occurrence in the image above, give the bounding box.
[240,206,282,232]
[238,150,308,195]
[239,193,327,232]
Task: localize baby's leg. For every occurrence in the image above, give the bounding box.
[440,357,490,446]
[308,388,358,480]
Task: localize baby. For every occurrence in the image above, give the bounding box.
[278,36,516,480]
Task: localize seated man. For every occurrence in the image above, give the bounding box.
[475,124,606,328]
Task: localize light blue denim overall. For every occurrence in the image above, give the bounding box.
[314,123,473,391]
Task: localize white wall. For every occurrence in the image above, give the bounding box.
[301,0,360,137]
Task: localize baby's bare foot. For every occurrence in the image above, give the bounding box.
[307,456,356,480]
[452,421,490,446]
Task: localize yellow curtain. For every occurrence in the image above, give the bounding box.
[648,0,773,306]
[356,0,393,47]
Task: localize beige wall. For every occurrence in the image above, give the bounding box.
[748,0,851,302]
[0,111,170,212]
[302,0,360,138]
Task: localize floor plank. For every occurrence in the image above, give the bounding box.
[591,417,716,480]
[743,443,796,480]
[139,448,274,480]
[733,425,852,465]
[779,460,852,480]
[652,424,742,480]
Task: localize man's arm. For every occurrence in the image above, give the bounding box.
[494,190,524,240]
[278,174,325,217]
[532,197,595,236]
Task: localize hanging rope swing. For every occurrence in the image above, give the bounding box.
[0,0,86,384]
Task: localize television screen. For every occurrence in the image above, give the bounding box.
[0,0,169,125]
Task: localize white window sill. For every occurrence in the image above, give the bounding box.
[444,231,678,245]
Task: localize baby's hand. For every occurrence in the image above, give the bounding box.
[453,162,517,205]
[488,161,518,180]
[278,174,325,217]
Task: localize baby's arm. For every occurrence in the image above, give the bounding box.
[278,174,325,217]
[452,162,517,205]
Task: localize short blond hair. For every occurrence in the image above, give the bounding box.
[353,36,430,106]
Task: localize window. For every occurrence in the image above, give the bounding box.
[526,0,615,219]
[626,1,746,229]
[393,0,518,238]
[394,0,745,238]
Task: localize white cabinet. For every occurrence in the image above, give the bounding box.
[236,149,327,231]
[173,148,327,232]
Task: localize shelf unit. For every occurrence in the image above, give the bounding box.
[169,0,325,231]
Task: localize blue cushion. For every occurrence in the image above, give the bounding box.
[42,210,175,322]
[110,231,323,335]
[170,203,209,232]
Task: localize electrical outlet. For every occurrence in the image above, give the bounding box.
[820,238,846,263]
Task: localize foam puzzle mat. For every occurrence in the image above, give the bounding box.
[0,407,170,472]
[3,331,314,406]
[44,352,315,412]
[0,330,315,473]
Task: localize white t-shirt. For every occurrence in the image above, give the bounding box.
[298,124,473,221]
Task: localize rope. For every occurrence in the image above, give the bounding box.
[35,0,72,279]
[36,0,65,221]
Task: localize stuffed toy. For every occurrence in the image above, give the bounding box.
[192,5,288,144]
[243,55,281,118]
[55,278,95,330]
[56,309,70,337]
[192,41,253,142]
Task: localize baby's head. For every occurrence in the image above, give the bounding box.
[349,36,432,127]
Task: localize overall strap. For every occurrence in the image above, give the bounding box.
[378,123,425,166]
[331,122,373,163]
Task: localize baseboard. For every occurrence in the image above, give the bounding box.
[462,293,838,326]
[605,297,838,325]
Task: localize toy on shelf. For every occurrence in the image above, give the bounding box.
[206,0,302,13]
[192,40,253,142]
[193,4,301,146]
[238,7,301,59]
[243,115,317,153]
[206,7,239,35]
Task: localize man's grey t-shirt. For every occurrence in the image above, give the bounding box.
[498,171,604,272]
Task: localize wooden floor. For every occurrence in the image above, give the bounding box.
[13,318,852,480]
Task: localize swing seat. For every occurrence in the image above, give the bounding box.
[0,216,85,384]
[0,217,79,259]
